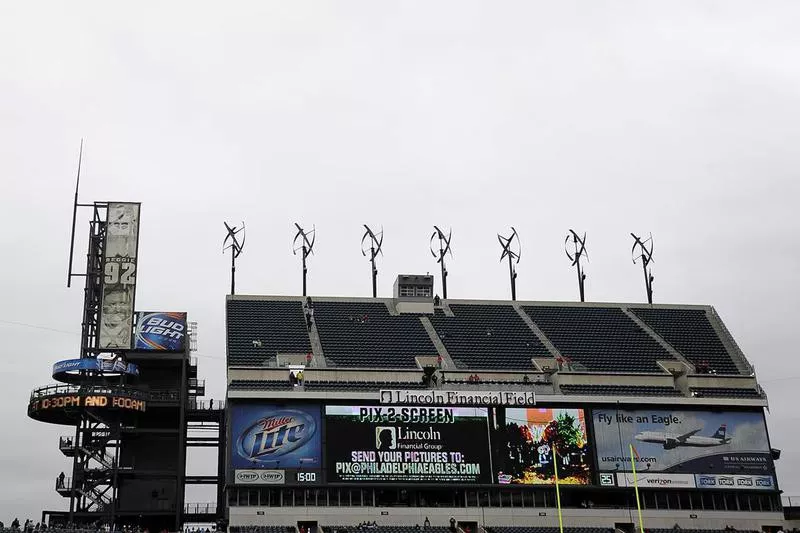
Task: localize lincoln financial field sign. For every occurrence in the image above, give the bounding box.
[380,389,536,406]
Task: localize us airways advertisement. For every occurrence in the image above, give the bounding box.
[592,409,774,476]
[326,406,491,483]
[231,404,322,470]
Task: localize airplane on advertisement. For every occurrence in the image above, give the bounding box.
[634,424,731,450]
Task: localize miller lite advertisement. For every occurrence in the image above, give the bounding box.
[135,312,187,352]
[98,202,141,350]
[230,404,322,472]
[325,405,491,484]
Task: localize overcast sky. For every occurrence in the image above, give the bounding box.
[2,0,800,523]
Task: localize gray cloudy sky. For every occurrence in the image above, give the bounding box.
[2,0,800,523]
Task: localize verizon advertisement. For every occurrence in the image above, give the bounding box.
[325,406,492,483]
[99,202,141,350]
[592,409,774,476]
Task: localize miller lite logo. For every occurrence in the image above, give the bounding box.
[236,410,316,463]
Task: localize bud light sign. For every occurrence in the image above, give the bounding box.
[134,312,186,351]
[231,404,321,470]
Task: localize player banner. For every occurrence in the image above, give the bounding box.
[99,202,141,349]
[491,408,592,485]
[326,406,492,483]
[592,408,774,475]
[135,312,187,351]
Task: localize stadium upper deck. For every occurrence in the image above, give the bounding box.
[225,295,764,404]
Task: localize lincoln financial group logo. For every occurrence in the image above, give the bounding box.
[374,426,442,451]
[236,410,316,463]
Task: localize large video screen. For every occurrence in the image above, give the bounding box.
[230,404,322,471]
[325,406,492,483]
[592,408,774,475]
[492,408,592,485]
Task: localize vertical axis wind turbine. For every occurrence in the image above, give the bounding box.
[293,223,316,297]
[223,222,246,295]
[497,227,521,301]
[430,226,453,299]
[631,232,655,304]
[361,225,384,298]
[565,230,588,302]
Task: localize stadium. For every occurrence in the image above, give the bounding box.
[26,201,789,533]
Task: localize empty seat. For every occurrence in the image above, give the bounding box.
[631,307,741,374]
[523,306,674,373]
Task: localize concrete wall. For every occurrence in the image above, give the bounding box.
[229,506,785,530]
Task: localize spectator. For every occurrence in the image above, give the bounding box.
[449,518,456,533]
[523,374,530,383]
[424,518,430,529]
[57,471,65,488]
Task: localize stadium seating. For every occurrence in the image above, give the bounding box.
[489,527,613,533]
[559,384,683,396]
[648,530,759,533]
[227,300,311,366]
[630,308,740,375]
[230,527,294,533]
[312,302,436,368]
[691,387,764,399]
[325,527,449,533]
[523,306,673,372]
[228,380,293,391]
[429,304,549,370]
[304,380,427,391]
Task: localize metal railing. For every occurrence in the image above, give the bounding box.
[184,502,217,514]
[150,390,180,402]
[55,476,73,491]
[30,383,148,401]
[188,399,225,411]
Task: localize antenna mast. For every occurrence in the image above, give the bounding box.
[67,139,84,288]
[293,223,316,296]
[498,227,521,301]
[565,230,588,302]
[430,226,453,299]
[361,225,384,298]
[223,222,246,295]
[631,232,655,304]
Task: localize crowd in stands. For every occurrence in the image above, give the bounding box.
[0,520,125,533]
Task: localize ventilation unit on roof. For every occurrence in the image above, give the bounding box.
[393,274,434,314]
